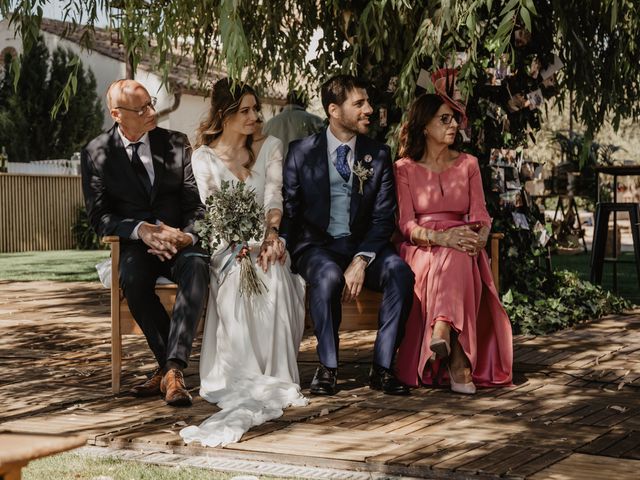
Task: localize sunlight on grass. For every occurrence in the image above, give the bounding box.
[24,451,294,480]
[553,252,639,304]
[0,250,110,282]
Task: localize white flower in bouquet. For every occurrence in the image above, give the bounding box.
[195,180,267,297]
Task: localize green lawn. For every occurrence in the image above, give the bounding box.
[0,250,109,282]
[552,251,639,304]
[23,451,290,480]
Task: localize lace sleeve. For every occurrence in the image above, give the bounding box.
[191,147,220,203]
[263,137,284,213]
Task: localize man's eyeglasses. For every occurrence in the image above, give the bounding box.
[115,97,157,117]
[439,113,460,125]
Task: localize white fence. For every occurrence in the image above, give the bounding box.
[8,159,81,176]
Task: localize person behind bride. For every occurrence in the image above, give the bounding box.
[180,78,307,447]
[394,93,513,394]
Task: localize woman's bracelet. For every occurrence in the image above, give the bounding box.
[265,225,279,237]
[411,227,432,247]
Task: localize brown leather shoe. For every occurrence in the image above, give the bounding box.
[130,367,164,397]
[160,368,192,407]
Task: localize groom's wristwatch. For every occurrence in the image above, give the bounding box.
[354,254,371,266]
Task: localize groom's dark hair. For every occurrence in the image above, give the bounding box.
[321,74,368,116]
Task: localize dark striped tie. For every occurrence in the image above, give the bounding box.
[130,142,152,195]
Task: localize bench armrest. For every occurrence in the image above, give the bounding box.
[489,233,504,291]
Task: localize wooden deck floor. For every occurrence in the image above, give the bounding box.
[1,280,640,479]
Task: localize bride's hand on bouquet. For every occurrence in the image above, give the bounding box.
[257,236,285,272]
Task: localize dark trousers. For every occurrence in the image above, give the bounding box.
[296,239,414,369]
[119,242,210,368]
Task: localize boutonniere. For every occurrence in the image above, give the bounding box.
[352,160,373,194]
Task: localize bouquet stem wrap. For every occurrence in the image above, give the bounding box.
[238,245,267,297]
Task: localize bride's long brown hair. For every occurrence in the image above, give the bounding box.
[195,78,261,170]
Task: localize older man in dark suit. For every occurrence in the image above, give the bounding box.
[81,79,209,406]
[281,75,414,396]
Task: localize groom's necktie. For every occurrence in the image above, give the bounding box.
[335,144,351,182]
[130,142,152,195]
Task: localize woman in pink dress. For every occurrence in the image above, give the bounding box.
[394,93,512,394]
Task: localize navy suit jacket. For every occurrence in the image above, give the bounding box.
[281,128,397,263]
[81,124,204,240]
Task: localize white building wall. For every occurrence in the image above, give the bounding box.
[158,93,209,143]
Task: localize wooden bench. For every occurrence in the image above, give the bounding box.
[0,432,86,480]
[103,233,503,394]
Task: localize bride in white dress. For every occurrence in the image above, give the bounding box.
[180,79,307,447]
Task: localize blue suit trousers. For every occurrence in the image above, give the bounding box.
[296,238,414,369]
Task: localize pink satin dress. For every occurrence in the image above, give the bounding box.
[394,154,513,387]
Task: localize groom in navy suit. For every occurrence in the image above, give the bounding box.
[281,74,414,395]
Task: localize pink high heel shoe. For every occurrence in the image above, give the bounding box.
[447,365,476,395]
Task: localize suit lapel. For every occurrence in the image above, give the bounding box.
[148,128,165,203]
[308,131,331,223]
[349,135,366,224]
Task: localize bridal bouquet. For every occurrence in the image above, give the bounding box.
[195,180,267,297]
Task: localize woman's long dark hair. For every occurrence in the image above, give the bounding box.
[399,93,446,161]
[196,78,261,169]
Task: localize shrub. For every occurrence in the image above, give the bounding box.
[503,270,630,335]
[71,206,104,250]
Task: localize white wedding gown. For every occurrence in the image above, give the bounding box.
[180,136,307,447]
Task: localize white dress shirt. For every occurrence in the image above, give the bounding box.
[117,128,155,184]
[326,126,356,171]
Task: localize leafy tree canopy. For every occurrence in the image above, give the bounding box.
[1,1,638,136]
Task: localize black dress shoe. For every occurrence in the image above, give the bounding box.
[369,364,410,395]
[310,364,337,395]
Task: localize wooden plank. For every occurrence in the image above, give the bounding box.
[382,439,453,467]
[365,437,445,465]
[455,445,521,474]
[599,431,640,458]
[388,413,451,435]
[530,453,640,479]
[227,424,410,462]
[508,449,572,477]
[431,444,494,471]
[411,441,485,469]
[363,410,417,432]
[479,446,549,476]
